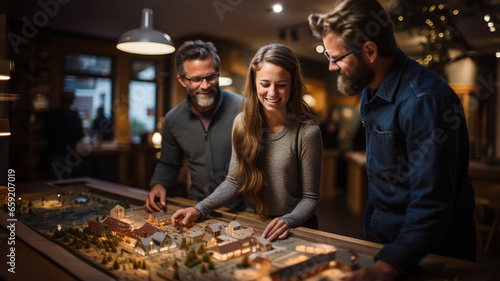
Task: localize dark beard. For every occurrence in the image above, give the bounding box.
[337,58,374,96]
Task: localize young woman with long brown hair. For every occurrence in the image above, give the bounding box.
[170,43,323,241]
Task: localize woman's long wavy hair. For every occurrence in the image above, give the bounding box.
[233,43,316,215]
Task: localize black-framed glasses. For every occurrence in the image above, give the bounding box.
[181,72,219,85]
[324,49,359,69]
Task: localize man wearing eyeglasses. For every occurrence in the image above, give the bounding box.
[310,1,475,280]
[146,40,245,214]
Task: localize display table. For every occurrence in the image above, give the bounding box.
[1,177,498,281]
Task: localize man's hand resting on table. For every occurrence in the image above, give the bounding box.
[145,184,167,213]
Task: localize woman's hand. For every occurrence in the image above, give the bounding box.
[262,218,290,242]
[170,207,201,226]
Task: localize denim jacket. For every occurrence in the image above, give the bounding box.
[361,48,475,273]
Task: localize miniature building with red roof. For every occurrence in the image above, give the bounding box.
[101,217,132,238]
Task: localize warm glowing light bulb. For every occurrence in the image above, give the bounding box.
[272,4,283,13]
[316,45,325,53]
[485,14,491,22]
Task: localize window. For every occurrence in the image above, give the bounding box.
[63,53,113,139]
[129,60,158,144]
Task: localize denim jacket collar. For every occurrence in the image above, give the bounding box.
[372,48,409,103]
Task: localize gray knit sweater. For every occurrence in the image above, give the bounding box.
[195,113,323,228]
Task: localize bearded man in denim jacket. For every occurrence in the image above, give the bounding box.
[310,1,475,280]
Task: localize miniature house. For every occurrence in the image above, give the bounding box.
[88,221,107,237]
[225,221,255,239]
[226,220,241,236]
[253,236,272,251]
[101,217,132,238]
[209,237,259,261]
[147,212,170,227]
[186,231,204,244]
[135,232,173,256]
[106,204,125,219]
[202,233,217,247]
[204,221,227,237]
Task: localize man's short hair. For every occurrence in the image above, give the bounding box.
[309,0,396,58]
[175,40,220,77]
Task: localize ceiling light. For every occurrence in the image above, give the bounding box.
[496,52,500,58]
[484,14,491,22]
[272,4,283,13]
[117,8,175,55]
[219,76,233,87]
[316,45,325,53]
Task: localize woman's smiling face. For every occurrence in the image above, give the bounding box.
[255,62,291,117]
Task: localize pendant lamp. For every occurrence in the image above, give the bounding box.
[116,8,175,55]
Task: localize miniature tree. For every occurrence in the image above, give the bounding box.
[101,255,108,265]
[207,261,214,270]
[113,260,120,270]
[202,253,210,263]
[200,264,207,273]
[173,268,180,280]
[107,255,113,262]
[179,237,187,250]
[172,259,179,270]
[141,259,147,270]
[85,241,91,249]
[111,244,117,253]
[197,244,206,255]
[238,255,250,269]
[133,259,138,269]
[28,200,33,208]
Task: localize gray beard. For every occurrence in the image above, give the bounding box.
[194,94,215,107]
[337,59,375,96]
[187,87,217,107]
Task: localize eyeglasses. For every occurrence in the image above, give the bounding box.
[324,49,359,69]
[181,72,219,85]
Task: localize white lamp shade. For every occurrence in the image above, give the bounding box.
[116,8,175,55]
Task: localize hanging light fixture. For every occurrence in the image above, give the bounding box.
[116,8,175,55]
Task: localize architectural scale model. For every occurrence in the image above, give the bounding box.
[1,186,364,281]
